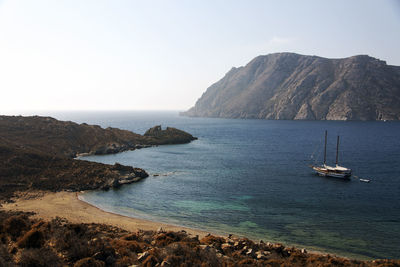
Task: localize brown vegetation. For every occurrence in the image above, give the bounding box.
[0,210,399,266]
[0,144,148,201]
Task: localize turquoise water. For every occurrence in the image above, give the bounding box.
[51,111,400,259]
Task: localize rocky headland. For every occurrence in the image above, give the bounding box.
[0,115,197,201]
[182,53,400,121]
[0,115,197,159]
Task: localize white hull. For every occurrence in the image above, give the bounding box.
[311,131,352,180]
[312,165,351,179]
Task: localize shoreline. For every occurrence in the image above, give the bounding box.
[2,190,340,259]
[76,192,355,260]
[1,191,209,239]
[2,190,395,262]
[77,192,214,238]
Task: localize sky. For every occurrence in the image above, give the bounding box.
[1,0,400,112]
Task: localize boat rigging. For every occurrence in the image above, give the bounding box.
[311,131,352,179]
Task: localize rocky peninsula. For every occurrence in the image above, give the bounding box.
[0,115,197,200]
[1,115,399,266]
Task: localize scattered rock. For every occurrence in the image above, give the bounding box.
[137,251,149,261]
[161,260,171,266]
[246,248,254,257]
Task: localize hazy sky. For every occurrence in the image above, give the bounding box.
[1,0,399,112]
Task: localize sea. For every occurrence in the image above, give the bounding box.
[47,111,400,260]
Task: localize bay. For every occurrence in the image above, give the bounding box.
[49,111,400,259]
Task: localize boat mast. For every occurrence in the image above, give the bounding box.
[323,130,327,166]
[336,135,340,166]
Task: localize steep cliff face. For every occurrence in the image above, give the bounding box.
[182,53,400,120]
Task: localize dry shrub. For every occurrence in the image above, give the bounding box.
[19,248,62,267]
[52,223,95,262]
[91,245,116,263]
[122,232,141,241]
[160,242,220,267]
[73,257,105,267]
[231,250,242,259]
[200,235,225,245]
[373,259,400,267]
[71,224,88,235]
[196,248,220,267]
[0,243,12,264]
[154,231,199,248]
[263,259,283,267]
[17,229,45,248]
[142,255,158,267]
[287,250,307,265]
[3,215,29,239]
[114,255,135,266]
[111,239,143,255]
[327,257,351,266]
[54,231,91,261]
[0,233,8,244]
[154,232,182,247]
[31,220,50,232]
[163,254,183,266]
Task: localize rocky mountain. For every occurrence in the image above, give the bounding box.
[182,53,400,120]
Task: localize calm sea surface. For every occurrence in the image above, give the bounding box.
[48,111,400,259]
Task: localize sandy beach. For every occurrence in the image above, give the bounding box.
[1,191,209,239]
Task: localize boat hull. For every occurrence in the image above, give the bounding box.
[312,166,351,179]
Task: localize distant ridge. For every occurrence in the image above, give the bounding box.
[182,53,400,120]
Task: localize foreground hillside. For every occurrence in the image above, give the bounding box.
[1,210,398,267]
[182,53,400,120]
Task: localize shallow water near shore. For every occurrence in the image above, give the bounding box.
[50,111,400,259]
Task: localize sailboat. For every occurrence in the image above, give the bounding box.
[311,131,352,179]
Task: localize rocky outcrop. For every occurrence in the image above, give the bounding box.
[182,53,400,120]
[0,144,149,199]
[144,125,198,144]
[106,164,149,190]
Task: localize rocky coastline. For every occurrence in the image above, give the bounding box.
[0,116,197,200]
